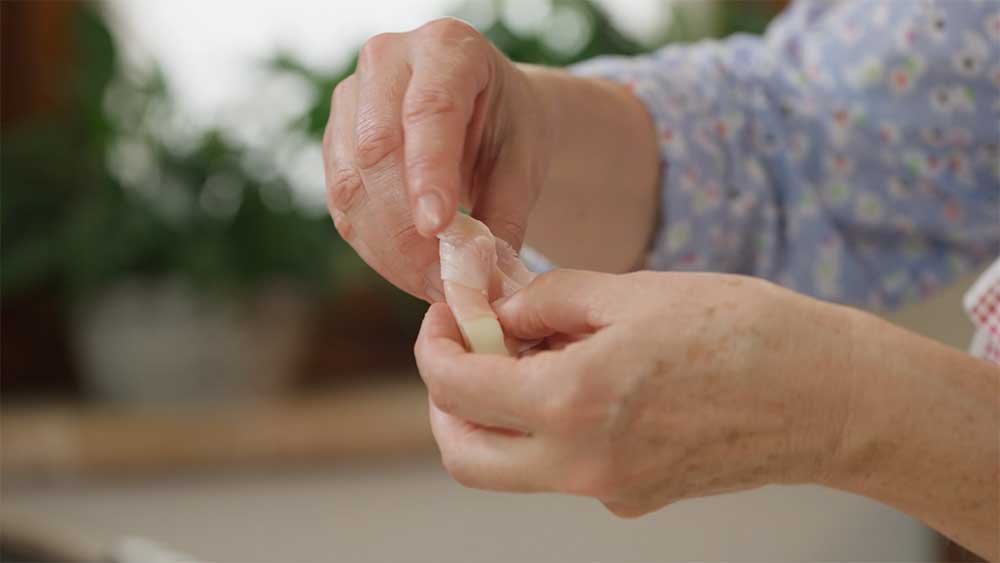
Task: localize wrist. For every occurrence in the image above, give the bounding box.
[811,305,909,492]
[515,64,563,173]
[513,64,660,271]
[811,305,1000,558]
[749,284,859,485]
[518,64,655,182]
[808,302,868,488]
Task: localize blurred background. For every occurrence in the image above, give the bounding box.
[0,1,980,561]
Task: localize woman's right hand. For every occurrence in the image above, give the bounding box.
[322,17,553,302]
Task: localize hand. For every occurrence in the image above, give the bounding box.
[322,18,551,301]
[414,269,852,516]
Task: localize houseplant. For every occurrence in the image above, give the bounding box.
[1,5,359,403]
[1,0,780,403]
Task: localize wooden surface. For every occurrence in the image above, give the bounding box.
[1,379,435,486]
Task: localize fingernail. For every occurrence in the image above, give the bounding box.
[415,192,445,236]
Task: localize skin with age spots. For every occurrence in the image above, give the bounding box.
[417,271,841,509]
[322,18,658,305]
[415,269,999,558]
[325,15,1000,560]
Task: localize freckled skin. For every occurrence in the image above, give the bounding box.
[333,14,999,557]
[415,269,1000,560]
[821,309,1000,559]
[523,272,841,509]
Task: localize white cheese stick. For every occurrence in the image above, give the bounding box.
[437,214,536,355]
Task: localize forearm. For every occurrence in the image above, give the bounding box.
[519,65,659,273]
[823,308,1000,559]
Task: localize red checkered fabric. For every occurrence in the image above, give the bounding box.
[964,258,1000,364]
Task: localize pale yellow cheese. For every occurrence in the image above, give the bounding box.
[458,316,508,356]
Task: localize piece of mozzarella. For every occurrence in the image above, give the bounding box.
[437,214,536,355]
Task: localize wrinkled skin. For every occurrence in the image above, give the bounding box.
[325,15,1000,561]
[321,18,549,303]
[414,269,851,516]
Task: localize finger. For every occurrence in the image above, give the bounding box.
[327,70,440,301]
[435,214,506,352]
[415,303,546,430]
[443,282,495,325]
[437,214,497,317]
[471,135,540,253]
[428,398,551,492]
[352,41,445,300]
[493,237,537,299]
[493,269,617,340]
[403,20,491,237]
[324,77,386,279]
[468,54,543,252]
[324,75,364,214]
[326,78,409,292]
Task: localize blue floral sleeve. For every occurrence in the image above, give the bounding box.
[572,0,1000,309]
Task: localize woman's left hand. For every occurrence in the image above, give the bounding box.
[414,269,855,516]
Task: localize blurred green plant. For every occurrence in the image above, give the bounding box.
[271,0,778,157]
[1,4,346,300]
[2,0,778,304]
[271,0,649,142]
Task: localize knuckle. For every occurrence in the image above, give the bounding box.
[422,17,478,43]
[441,453,479,489]
[565,458,620,498]
[388,221,424,256]
[603,501,647,520]
[534,269,571,293]
[427,381,457,416]
[403,86,461,127]
[488,216,526,248]
[330,75,355,108]
[530,269,606,325]
[358,32,397,66]
[330,210,354,242]
[328,168,364,212]
[515,306,549,341]
[354,122,402,170]
[321,124,334,153]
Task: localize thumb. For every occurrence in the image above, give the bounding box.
[493,269,616,341]
[471,131,543,252]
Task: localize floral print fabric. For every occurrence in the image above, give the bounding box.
[573,0,1000,310]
